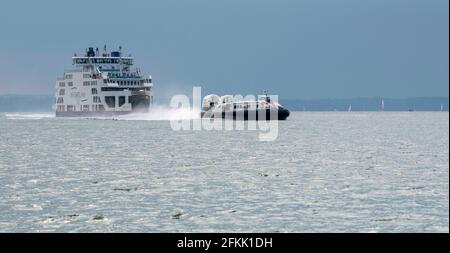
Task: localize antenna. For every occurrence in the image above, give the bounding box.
[262,90,270,103]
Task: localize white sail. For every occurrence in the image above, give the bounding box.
[348,104,352,112]
[380,99,385,111]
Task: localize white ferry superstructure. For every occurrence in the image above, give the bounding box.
[55,46,153,117]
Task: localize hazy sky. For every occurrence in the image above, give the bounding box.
[0,0,448,99]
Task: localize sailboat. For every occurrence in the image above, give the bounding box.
[441,104,444,112]
[380,99,385,111]
[348,104,352,112]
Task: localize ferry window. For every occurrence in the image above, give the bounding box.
[83,74,91,78]
[59,89,65,95]
[65,74,72,79]
[91,81,97,86]
[59,82,65,87]
[57,97,64,104]
[82,105,89,111]
[93,96,101,103]
[83,81,90,86]
[68,82,73,86]
[105,96,115,108]
[119,96,125,107]
[91,88,98,94]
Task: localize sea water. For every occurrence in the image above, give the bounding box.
[0,112,448,232]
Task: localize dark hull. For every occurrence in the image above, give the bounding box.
[201,108,290,120]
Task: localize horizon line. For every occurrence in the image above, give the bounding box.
[0,93,448,101]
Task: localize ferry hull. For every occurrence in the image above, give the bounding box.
[55,111,134,117]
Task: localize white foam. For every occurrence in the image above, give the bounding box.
[116,106,201,121]
[5,113,55,120]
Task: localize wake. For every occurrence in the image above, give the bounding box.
[4,106,200,121]
[5,113,55,120]
[116,106,201,121]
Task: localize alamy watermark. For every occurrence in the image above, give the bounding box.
[169,87,280,141]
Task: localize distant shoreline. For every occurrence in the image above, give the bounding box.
[0,95,448,112]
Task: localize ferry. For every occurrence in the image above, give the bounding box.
[55,46,153,117]
[201,91,290,120]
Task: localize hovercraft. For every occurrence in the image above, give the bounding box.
[201,91,290,120]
